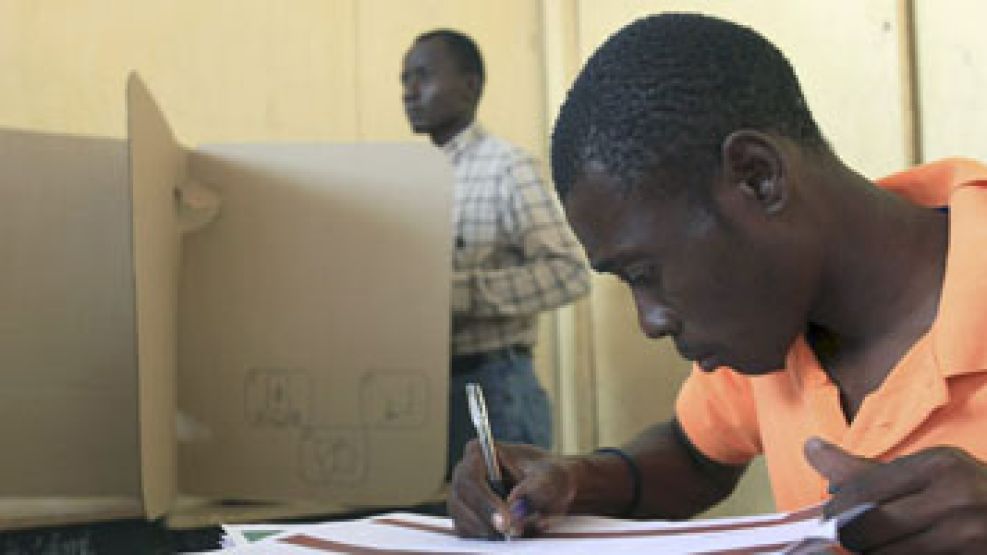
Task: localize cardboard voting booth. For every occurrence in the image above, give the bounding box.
[0,74,453,529]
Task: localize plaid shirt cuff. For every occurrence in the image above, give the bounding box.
[451,271,472,313]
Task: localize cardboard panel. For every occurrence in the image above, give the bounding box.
[127,74,185,518]
[0,129,139,503]
[177,143,452,506]
[0,498,141,531]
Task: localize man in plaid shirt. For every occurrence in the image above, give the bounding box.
[401,29,590,474]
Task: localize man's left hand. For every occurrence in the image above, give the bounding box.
[805,437,987,553]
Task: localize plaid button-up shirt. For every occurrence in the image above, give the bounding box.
[443,123,590,355]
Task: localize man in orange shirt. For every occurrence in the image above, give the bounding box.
[448,13,987,552]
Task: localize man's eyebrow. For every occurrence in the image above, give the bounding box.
[590,258,618,275]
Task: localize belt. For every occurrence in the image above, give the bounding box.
[451,344,532,374]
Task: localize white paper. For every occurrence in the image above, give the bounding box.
[217,503,850,554]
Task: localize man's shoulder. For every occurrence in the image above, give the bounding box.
[473,129,536,166]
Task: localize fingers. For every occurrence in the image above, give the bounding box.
[836,484,935,551]
[503,457,576,536]
[807,445,987,553]
[448,494,501,539]
[869,510,987,555]
[448,440,510,538]
[514,458,575,513]
[449,440,575,539]
[823,448,939,518]
[803,437,875,488]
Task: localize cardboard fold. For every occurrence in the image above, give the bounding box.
[176,180,221,233]
[127,73,185,519]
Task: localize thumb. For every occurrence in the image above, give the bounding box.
[804,437,875,487]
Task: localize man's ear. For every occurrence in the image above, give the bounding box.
[464,74,482,105]
[720,130,787,214]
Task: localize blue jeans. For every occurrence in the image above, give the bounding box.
[448,349,552,476]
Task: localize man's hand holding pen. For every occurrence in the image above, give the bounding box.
[459,383,578,539]
[448,440,578,539]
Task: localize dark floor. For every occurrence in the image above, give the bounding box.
[0,519,216,555]
[0,502,447,554]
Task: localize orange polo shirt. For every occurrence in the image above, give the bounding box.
[675,158,987,511]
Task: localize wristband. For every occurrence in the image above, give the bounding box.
[594,447,642,518]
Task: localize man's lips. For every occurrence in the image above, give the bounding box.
[696,354,719,372]
[675,341,719,372]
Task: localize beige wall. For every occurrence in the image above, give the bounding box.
[914,0,987,162]
[0,1,358,142]
[0,0,546,149]
[3,0,981,520]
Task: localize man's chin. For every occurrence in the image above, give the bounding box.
[733,359,786,375]
[699,354,785,375]
[408,120,431,134]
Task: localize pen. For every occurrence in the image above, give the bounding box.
[466,383,507,495]
[466,383,511,539]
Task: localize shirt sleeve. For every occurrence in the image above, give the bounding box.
[675,364,763,466]
[451,154,590,317]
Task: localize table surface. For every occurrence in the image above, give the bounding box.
[0,501,447,554]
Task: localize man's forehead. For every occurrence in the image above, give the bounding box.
[564,170,697,266]
[564,180,639,263]
[407,37,450,63]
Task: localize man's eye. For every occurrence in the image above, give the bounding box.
[402,69,429,84]
[626,274,649,286]
[623,266,656,287]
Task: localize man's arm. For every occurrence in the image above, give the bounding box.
[451,155,589,318]
[568,418,747,519]
[449,418,747,538]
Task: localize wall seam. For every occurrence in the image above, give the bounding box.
[900,0,923,164]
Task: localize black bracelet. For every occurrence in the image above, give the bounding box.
[594,447,642,518]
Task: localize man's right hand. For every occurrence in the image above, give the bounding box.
[447,439,579,538]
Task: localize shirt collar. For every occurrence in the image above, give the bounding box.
[876,158,987,377]
[440,122,484,163]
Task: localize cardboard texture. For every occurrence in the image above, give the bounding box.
[0,129,141,522]
[177,141,451,505]
[0,74,453,528]
[128,73,184,520]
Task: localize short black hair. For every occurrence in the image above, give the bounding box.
[415,29,486,89]
[551,13,826,200]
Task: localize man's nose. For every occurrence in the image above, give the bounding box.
[634,295,680,339]
[402,80,419,102]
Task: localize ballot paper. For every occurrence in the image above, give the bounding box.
[217,503,870,554]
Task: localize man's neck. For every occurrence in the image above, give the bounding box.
[430,116,475,147]
[808,163,949,409]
